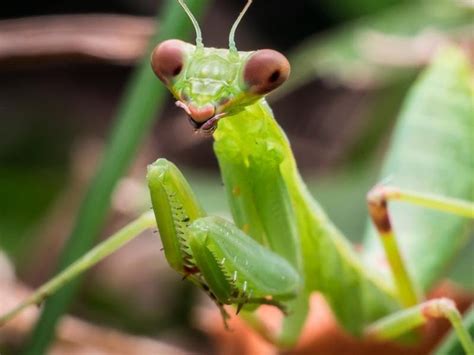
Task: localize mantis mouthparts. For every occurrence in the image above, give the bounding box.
[175,100,226,133]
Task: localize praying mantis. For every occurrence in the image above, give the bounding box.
[1,0,473,353]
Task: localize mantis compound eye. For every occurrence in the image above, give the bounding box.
[243,49,290,95]
[151,39,186,84]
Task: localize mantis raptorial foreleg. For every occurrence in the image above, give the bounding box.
[367,185,474,352]
[188,216,300,309]
[0,159,300,328]
[148,159,301,318]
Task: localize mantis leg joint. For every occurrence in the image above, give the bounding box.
[421,298,459,320]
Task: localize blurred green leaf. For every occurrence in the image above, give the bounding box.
[346,79,413,165]
[448,236,474,289]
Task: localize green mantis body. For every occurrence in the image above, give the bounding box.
[1,0,473,353]
[146,1,473,349]
[147,1,474,350]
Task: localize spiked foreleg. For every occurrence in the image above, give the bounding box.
[147,158,206,275]
[188,216,301,309]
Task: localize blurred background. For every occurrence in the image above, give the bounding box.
[0,0,472,353]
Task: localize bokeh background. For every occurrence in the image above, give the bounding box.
[0,0,472,353]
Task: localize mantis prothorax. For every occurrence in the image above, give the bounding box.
[1,0,473,353]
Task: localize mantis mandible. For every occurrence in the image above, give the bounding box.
[1,0,473,353]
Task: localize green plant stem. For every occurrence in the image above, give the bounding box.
[23,1,210,354]
[0,212,155,326]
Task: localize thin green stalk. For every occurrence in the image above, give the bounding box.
[24,1,210,354]
[1,212,155,326]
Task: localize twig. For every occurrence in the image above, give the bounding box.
[0,14,155,66]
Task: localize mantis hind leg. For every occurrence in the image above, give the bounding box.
[367,185,474,308]
[367,185,474,353]
[366,298,474,354]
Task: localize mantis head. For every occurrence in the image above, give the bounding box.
[150,0,290,133]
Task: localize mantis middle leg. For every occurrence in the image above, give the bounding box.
[367,185,474,353]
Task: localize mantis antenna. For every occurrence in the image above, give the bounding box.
[176,0,203,48]
[229,0,253,52]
